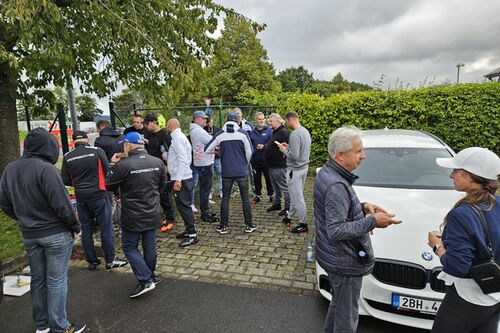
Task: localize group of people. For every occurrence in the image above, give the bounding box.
[1,108,499,333]
[314,126,500,333]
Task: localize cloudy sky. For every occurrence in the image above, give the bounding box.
[215,0,500,87]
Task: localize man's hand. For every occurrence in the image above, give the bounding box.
[257,144,264,150]
[74,231,82,238]
[173,180,182,192]
[278,142,288,153]
[363,203,388,214]
[111,153,121,163]
[214,147,221,157]
[373,212,401,228]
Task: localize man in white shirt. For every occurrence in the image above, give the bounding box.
[166,118,198,247]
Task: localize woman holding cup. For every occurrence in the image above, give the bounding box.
[427,147,500,333]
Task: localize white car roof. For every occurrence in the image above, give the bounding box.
[361,129,446,149]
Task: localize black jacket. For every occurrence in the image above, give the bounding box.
[0,128,80,239]
[94,127,124,161]
[105,148,167,232]
[265,125,289,168]
[61,142,109,201]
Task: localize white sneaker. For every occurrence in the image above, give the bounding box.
[36,329,50,333]
[219,193,223,198]
[191,204,198,212]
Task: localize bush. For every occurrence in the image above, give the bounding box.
[247,83,500,166]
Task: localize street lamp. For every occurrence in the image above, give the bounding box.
[456,63,465,84]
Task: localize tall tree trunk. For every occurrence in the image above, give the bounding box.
[0,61,20,175]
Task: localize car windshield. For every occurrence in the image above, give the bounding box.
[355,148,454,189]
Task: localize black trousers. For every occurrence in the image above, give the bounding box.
[432,284,500,333]
[251,159,273,197]
[160,181,175,221]
[174,178,196,234]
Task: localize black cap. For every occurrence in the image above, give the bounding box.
[72,131,88,140]
[143,113,158,125]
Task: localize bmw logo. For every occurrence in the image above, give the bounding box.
[422,252,433,261]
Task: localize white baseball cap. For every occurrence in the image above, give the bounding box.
[436,147,500,180]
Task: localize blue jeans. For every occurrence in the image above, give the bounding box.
[213,159,223,194]
[191,166,199,205]
[77,195,115,264]
[121,228,157,284]
[24,231,74,332]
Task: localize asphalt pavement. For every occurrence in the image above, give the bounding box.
[0,268,428,333]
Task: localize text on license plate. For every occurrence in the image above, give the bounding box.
[391,294,441,314]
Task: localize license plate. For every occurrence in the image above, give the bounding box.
[391,294,441,315]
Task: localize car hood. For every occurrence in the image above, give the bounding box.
[354,185,463,269]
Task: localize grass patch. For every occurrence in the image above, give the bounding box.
[0,211,24,260]
[18,130,28,144]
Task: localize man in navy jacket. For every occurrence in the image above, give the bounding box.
[249,112,274,204]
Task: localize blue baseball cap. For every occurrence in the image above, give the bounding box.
[120,132,145,144]
[193,110,208,119]
[226,112,238,122]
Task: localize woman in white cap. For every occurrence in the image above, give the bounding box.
[428,147,500,333]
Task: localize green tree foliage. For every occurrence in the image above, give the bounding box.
[75,95,102,122]
[205,14,280,102]
[277,66,314,93]
[249,83,500,166]
[0,0,225,173]
[307,72,372,97]
[112,88,146,122]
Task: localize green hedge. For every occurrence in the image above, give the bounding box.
[251,83,500,166]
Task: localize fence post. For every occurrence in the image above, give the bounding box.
[218,103,223,128]
[109,102,116,128]
[57,103,69,154]
[133,103,137,116]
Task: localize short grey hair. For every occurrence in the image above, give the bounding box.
[255,112,264,118]
[268,113,284,124]
[328,126,362,158]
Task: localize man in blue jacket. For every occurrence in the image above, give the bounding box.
[249,112,274,204]
[0,128,86,333]
[205,112,257,235]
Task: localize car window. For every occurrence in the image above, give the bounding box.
[355,148,454,189]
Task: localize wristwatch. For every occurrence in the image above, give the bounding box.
[433,243,442,254]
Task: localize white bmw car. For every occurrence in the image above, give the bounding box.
[315,129,463,330]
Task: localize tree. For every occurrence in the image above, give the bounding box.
[277,66,314,92]
[0,0,225,173]
[75,95,102,122]
[204,14,280,102]
[112,88,146,123]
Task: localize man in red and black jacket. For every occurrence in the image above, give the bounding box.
[61,131,128,271]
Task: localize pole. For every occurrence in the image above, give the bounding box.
[57,103,69,154]
[218,102,223,128]
[456,63,465,85]
[67,87,79,130]
[133,103,137,116]
[109,101,116,129]
[24,106,31,132]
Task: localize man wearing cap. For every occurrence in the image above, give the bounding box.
[61,131,128,271]
[144,113,175,232]
[189,111,219,223]
[205,112,257,234]
[166,118,199,247]
[106,132,167,297]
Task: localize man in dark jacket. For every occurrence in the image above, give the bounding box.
[249,112,273,204]
[106,132,167,298]
[0,128,85,333]
[123,114,148,136]
[61,131,128,271]
[315,126,400,333]
[264,113,290,216]
[94,120,124,161]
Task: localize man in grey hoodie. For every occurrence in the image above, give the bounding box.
[0,128,86,333]
[278,111,311,233]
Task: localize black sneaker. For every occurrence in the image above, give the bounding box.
[180,235,199,247]
[282,217,292,227]
[268,195,274,203]
[64,321,86,333]
[106,258,128,270]
[215,225,228,234]
[175,230,190,239]
[289,223,308,234]
[250,196,261,204]
[153,273,163,284]
[245,224,258,233]
[278,209,288,216]
[88,260,101,271]
[202,214,220,223]
[267,204,281,212]
[129,281,155,298]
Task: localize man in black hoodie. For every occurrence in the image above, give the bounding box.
[0,128,86,333]
[94,120,124,161]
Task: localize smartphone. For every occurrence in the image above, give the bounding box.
[274,141,281,146]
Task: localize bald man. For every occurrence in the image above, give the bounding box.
[166,119,198,247]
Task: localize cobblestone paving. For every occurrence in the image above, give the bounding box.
[72,176,318,296]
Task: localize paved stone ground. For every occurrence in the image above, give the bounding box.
[72,176,318,296]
